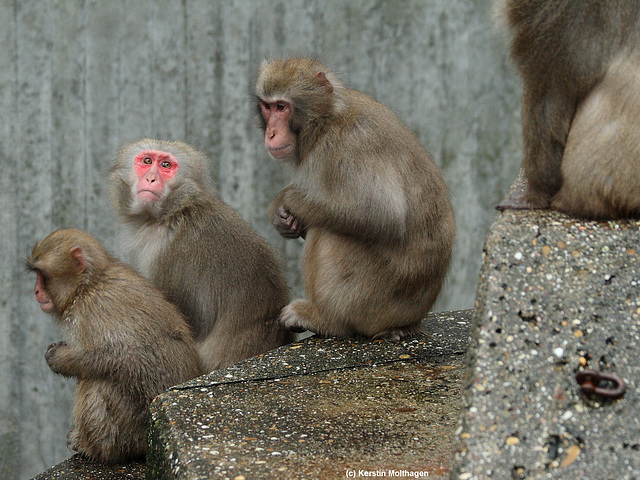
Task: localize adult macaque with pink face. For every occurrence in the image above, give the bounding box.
[110,139,293,372]
[256,57,456,340]
[134,149,180,203]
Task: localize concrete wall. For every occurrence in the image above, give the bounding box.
[0,1,521,478]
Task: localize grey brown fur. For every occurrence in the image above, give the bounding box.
[497,0,640,219]
[27,228,203,463]
[111,139,293,371]
[256,57,455,339]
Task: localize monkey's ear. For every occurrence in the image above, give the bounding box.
[70,247,87,275]
[316,72,333,94]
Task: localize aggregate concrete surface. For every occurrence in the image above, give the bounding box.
[452,205,640,480]
[31,455,145,480]
[147,310,470,480]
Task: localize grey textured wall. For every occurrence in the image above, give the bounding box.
[0,1,521,478]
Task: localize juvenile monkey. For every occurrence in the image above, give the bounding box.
[27,228,203,463]
[496,0,640,219]
[256,57,455,340]
[110,139,293,371]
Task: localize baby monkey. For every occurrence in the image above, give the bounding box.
[27,228,203,463]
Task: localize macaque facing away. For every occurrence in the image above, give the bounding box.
[110,139,293,372]
[256,57,456,340]
[496,0,640,219]
[27,228,203,463]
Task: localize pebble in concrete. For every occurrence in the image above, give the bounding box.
[452,205,640,480]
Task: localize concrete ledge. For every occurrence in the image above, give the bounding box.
[452,205,640,479]
[147,310,470,480]
[31,455,144,480]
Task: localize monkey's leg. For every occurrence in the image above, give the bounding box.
[498,84,573,211]
[280,299,314,332]
[372,323,424,342]
[280,299,354,337]
[71,381,124,462]
[287,231,366,337]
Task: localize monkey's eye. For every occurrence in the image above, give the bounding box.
[160,160,172,169]
[143,157,152,165]
[276,102,286,111]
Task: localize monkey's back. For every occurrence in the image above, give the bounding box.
[66,259,202,462]
[150,193,292,369]
[301,88,455,334]
[329,87,455,248]
[72,261,203,391]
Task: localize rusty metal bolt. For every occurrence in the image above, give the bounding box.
[576,369,626,400]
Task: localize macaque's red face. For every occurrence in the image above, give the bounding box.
[260,100,296,159]
[134,150,180,203]
[34,270,55,313]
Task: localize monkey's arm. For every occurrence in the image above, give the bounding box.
[45,341,86,378]
[45,341,122,380]
[45,338,141,383]
[274,177,407,244]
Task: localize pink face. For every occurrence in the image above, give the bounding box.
[34,271,54,313]
[134,150,180,202]
[260,100,296,159]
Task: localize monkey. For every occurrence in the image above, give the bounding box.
[110,139,293,372]
[26,228,203,463]
[255,57,456,340]
[495,0,640,219]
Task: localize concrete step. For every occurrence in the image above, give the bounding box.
[148,310,470,479]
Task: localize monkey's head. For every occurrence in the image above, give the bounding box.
[255,57,344,162]
[27,228,108,318]
[110,139,211,220]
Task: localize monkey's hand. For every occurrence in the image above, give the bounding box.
[272,204,307,239]
[45,341,71,375]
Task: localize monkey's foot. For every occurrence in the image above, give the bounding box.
[280,300,313,333]
[372,324,423,341]
[496,185,550,211]
[66,428,81,452]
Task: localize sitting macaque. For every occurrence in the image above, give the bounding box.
[256,57,456,340]
[27,228,203,463]
[110,139,293,371]
[496,0,640,219]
